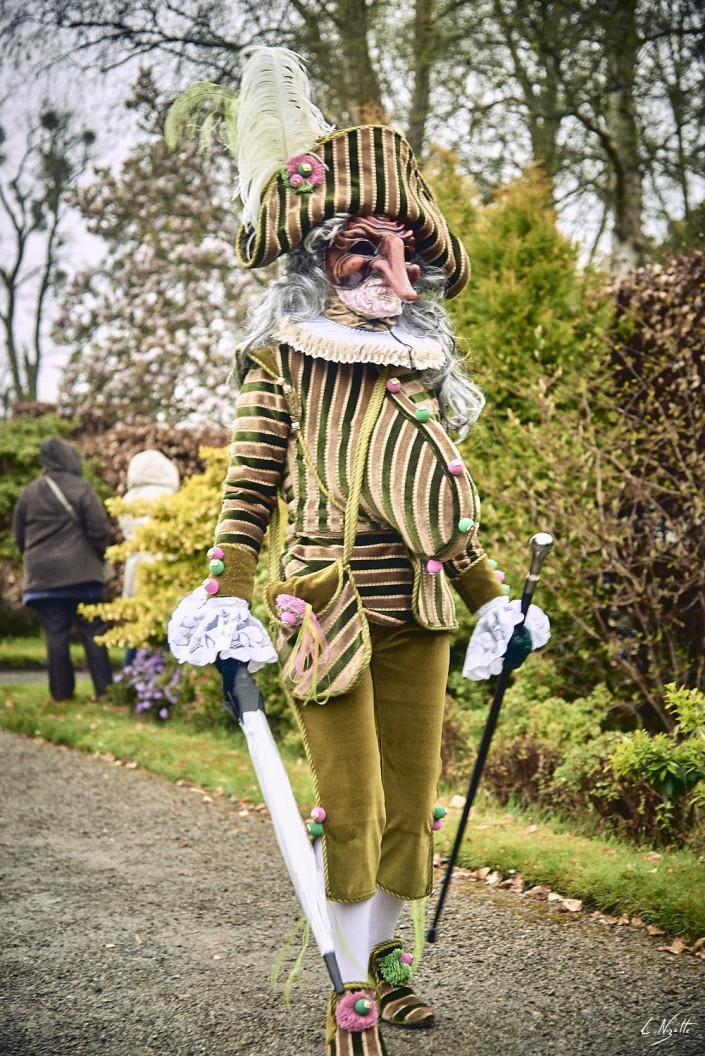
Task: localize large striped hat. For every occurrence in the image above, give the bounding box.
[236,125,470,299]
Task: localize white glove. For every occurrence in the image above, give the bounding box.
[463,596,550,681]
[167,587,278,670]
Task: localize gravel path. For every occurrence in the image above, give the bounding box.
[1,728,703,1056]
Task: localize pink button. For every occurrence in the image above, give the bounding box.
[495,570,505,582]
[426,559,443,575]
[432,819,443,831]
[448,459,464,475]
[207,546,224,560]
[386,378,402,393]
[203,577,220,595]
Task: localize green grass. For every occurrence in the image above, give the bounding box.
[435,805,705,941]
[0,683,315,805]
[0,635,123,670]
[1,682,703,941]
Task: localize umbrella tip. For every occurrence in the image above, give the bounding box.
[426,927,437,944]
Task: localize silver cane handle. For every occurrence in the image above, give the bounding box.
[522,532,554,611]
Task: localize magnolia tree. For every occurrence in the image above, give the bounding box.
[56,96,262,425]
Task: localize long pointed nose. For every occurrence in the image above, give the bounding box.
[370,235,420,301]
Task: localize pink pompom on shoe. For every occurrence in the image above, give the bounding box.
[335,991,379,1032]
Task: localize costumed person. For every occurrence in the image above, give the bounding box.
[13,437,114,702]
[119,449,181,666]
[166,47,550,1056]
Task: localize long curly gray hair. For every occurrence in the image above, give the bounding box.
[235,217,484,439]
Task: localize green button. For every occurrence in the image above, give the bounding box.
[488,559,498,570]
[415,408,431,423]
[458,518,474,533]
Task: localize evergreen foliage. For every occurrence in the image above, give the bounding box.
[598,252,705,719]
[433,164,615,691]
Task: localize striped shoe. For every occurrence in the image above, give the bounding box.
[326,984,388,1056]
[369,939,435,1029]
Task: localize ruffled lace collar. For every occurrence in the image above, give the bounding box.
[272,315,446,370]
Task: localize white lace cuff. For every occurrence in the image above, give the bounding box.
[168,588,278,670]
[462,596,551,681]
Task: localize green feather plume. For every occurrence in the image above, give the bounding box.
[164,82,240,157]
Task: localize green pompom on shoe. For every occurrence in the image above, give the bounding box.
[379,949,413,986]
[369,940,434,1030]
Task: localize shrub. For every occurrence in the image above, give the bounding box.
[86,446,301,741]
[593,253,705,723]
[432,163,617,699]
[115,647,183,719]
[85,446,229,648]
[70,418,230,496]
[444,660,705,849]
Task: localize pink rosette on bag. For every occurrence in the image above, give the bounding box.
[275,594,330,695]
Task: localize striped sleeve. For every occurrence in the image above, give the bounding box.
[444,493,505,614]
[213,364,290,600]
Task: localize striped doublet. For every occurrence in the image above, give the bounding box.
[215,341,499,628]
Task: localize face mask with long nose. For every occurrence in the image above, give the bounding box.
[325,216,421,319]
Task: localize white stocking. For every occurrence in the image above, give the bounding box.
[368,888,404,949]
[314,839,373,983]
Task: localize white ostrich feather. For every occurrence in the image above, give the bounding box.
[237,46,333,229]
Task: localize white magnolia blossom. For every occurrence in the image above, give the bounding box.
[168,588,278,670]
[463,596,551,681]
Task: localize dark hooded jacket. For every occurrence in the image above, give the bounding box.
[12,438,112,595]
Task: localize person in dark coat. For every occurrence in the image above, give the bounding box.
[12,437,114,701]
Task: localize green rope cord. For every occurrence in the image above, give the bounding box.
[270,915,311,1007]
[410,896,427,973]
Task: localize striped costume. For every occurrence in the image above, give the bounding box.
[211,318,504,903]
[212,330,503,626]
[165,48,546,1052]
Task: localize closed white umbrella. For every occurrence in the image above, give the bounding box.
[219,659,344,994]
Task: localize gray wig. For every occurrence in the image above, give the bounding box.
[235,217,484,439]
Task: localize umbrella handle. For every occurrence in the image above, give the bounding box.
[427,532,554,944]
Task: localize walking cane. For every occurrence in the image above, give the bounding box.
[427,532,554,944]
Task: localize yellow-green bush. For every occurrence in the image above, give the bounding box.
[86,445,228,647]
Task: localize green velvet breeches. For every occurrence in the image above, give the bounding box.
[290,621,450,903]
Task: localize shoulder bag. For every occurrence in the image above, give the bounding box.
[265,368,389,704]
